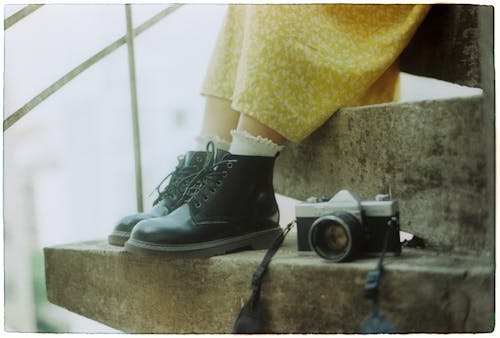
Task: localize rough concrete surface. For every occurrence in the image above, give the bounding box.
[44,234,494,333]
[274,96,494,256]
[400,5,493,88]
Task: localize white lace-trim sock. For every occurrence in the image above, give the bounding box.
[229,130,284,157]
[195,135,231,151]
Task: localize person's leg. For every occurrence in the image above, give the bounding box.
[228,114,285,157]
[125,4,431,256]
[200,96,240,141]
[126,103,285,258]
[236,114,285,145]
[228,4,431,143]
[196,5,246,150]
[195,96,240,151]
[126,110,286,257]
[123,5,282,255]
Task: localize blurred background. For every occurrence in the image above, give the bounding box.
[3,3,482,333]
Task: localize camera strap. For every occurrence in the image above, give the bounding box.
[232,218,398,334]
[361,217,398,333]
[232,221,295,334]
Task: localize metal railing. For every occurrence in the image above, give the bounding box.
[3,4,184,212]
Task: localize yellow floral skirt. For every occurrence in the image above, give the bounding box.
[202,4,431,142]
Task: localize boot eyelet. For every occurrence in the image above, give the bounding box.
[216,181,221,185]
[195,202,201,208]
[222,171,228,177]
[203,195,209,201]
[227,163,233,168]
[210,188,216,193]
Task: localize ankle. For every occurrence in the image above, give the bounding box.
[196,134,231,151]
[229,130,284,157]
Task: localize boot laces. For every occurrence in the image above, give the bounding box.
[150,154,204,206]
[178,141,236,209]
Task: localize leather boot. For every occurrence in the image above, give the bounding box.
[108,151,207,246]
[124,152,282,257]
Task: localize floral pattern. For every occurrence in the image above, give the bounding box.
[202,4,430,142]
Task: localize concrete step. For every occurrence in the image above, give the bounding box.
[400,5,493,89]
[44,233,494,333]
[274,96,494,256]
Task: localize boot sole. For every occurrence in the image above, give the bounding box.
[124,227,283,258]
[108,230,130,246]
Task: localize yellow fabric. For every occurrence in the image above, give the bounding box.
[202,4,430,142]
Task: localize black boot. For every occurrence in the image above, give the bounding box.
[124,152,282,257]
[108,151,207,246]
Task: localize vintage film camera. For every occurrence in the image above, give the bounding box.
[295,190,401,262]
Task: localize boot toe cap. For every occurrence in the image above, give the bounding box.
[114,212,152,233]
[129,217,180,245]
[128,205,195,245]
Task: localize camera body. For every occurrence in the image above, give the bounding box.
[296,190,401,262]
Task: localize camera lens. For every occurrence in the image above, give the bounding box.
[308,212,362,262]
[323,223,349,252]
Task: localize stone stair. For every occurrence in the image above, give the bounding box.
[274,96,494,256]
[44,4,495,334]
[44,233,493,333]
[44,93,495,333]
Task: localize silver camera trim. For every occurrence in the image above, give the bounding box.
[295,189,398,222]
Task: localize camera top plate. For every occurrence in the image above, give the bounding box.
[295,189,399,219]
